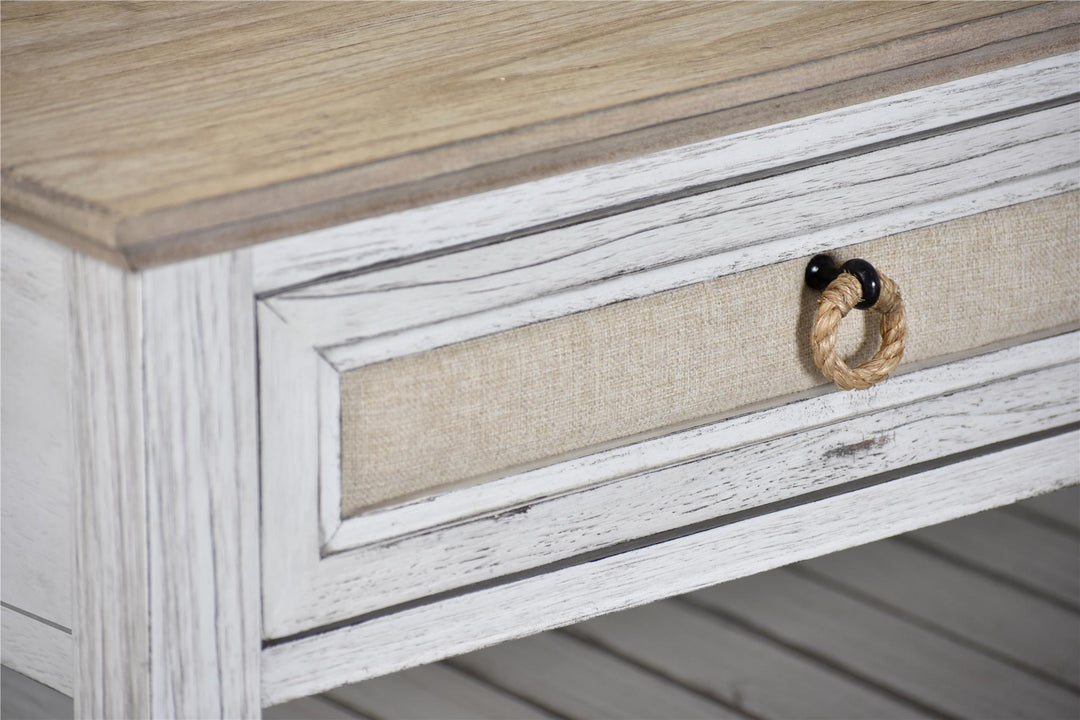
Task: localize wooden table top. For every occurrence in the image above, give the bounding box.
[2,1,1075,268]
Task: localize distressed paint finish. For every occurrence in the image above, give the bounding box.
[266,105,1079,369]
[1,223,75,632]
[260,330,1079,638]
[251,53,1080,293]
[261,430,1080,705]
[70,251,261,718]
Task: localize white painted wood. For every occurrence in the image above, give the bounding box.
[261,430,1079,705]
[252,53,1079,294]
[327,330,1079,551]
[69,252,149,718]
[904,509,1080,610]
[1,608,73,697]
[318,357,343,546]
[70,250,261,718]
[796,539,1080,688]
[1,222,74,629]
[565,599,933,719]
[260,304,325,638]
[448,631,747,720]
[686,567,1080,719]
[326,663,556,720]
[2,667,73,720]
[262,331,1079,637]
[267,105,1078,370]
[141,252,262,718]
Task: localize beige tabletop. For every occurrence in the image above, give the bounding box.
[2,1,1074,267]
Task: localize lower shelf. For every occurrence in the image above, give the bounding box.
[9,486,1077,719]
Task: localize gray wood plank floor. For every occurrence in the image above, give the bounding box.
[4,487,1079,720]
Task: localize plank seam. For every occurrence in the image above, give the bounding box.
[435,660,573,720]
[672,593,958,720]
[893,535,1080,614]
[0,602,71,636]
[999,503,1080,540]
[553,626,763,720]
[785,564,1080,693]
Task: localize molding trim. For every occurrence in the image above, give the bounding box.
[1,607,73,697]
[262,429,1080,705]
[252,53,1079,294]
[260,328,1080,638]
[266,103,1078,371]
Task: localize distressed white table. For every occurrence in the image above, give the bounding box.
[2,4,1078,717]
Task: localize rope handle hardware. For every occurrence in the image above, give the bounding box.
[804,255,906,391]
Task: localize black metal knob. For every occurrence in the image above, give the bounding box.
[805,254,881,310]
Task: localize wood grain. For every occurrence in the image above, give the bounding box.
[141,252,262,718]
[448,631,748,719]
[0,223,74,630]
[1,608,73,697]
[252,51,1080,294]
[566,600,934,719]
[70,252,149,718]
[329,192,1078,512]
[687,568,1080,718]
[269,106,1079,369]
[325,664,557,720]
[70,248,261,717]
[261,430,1079,705]
[904,510,1080,610]
[796,539,1080,688]
[261,331,1079,638]
[2,2,1075,266]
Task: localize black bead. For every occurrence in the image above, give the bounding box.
[804,254,841,292]
[804,255,882,309]
[841,258,881,309]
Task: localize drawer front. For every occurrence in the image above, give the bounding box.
[257,94,1080,640]
[336,193,1077,515]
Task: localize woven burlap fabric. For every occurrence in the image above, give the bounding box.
[341,192,1079,514]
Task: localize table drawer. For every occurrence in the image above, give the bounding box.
[260,169,1078,642]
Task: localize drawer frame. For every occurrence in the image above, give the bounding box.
[256,52,1080,641]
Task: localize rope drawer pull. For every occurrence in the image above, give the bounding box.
[805,255,906,390]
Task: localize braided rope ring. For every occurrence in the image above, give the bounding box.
[811,271,906,390]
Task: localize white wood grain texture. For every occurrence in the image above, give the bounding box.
[262,332,1078,637]
[327,330,1078,551]
[69,252,149,718]
[904,509,1080,609]
[448,631,748,720]
[70,250,261,718]
[564,599,933,720]
[1,608,73,697]
[318,358,342,547]
[260,304,323,638]
[252,53,1078,293]
[141,252,262,719]
[1,666,73,720]
[796,538,1080,687]
[1,222,74,628]
[261,430,1080,705]
[309,361,1078,625]
[268,105,1079,369]
[686,567,1079,719]
[325,663,556,720]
